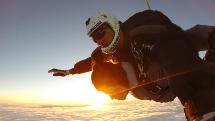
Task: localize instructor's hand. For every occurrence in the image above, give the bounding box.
[48,68,70,77]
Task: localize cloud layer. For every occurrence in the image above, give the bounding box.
[0,99,186,121]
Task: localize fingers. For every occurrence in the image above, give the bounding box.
[48,68,57,73]
[48,68,62,73]
[48,68,67,77]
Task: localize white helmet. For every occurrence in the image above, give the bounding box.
[86,11,120,54]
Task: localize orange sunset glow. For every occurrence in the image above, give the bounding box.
[0,74,112,106]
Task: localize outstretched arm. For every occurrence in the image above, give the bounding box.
[72,57,92,74]
[48,47,105,77]
[48,57,93,77]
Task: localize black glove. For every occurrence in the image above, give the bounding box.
[48,68,70,77]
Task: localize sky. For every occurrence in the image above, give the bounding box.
[0,0,215,105]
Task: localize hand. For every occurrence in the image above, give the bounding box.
[48,68,70,77]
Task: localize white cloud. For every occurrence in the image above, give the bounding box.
[0,99,186,121]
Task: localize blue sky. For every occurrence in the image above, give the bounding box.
[0,0,215,104]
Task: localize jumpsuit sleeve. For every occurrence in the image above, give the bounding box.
[71,47,104,74]
[71,57,92,74]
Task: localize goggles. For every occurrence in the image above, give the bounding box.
[91,24,108,42]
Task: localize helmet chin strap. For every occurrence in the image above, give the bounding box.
[101,33,120,54]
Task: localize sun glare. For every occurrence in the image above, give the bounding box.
[41,74,111,106]
[4,74,112,107]
[87,102,106,110]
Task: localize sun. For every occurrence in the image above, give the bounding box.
[44,85,111,105]
[41,73,111,105]
[85,91,111,105]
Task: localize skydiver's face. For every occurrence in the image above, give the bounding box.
[91,23,115,48]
